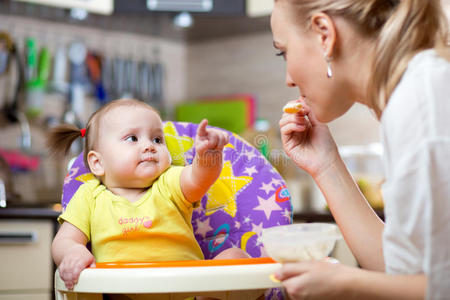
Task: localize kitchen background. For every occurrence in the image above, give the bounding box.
[1,0,449,211]
[0,1,449,299]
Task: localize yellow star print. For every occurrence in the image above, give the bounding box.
[76,173,95,183]
[163,122,194,166]
[205,161,253,217]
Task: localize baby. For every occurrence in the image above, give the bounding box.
[48,98,248,290]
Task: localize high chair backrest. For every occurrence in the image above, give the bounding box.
[61,121,292,259]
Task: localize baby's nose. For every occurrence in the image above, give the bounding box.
[143,140,156,152]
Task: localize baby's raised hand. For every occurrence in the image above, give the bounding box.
[58,244,95,290]
[195,119,229,157]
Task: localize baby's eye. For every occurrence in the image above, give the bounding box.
[125,135,138,142]
[153,136,163,144]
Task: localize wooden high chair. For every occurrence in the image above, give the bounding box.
[55,121,292,300]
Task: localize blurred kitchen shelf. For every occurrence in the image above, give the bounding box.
[293,209,385,223]
[0,0,271,43]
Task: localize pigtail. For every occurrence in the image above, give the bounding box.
[369,0,449,117]
[46,124,83,158]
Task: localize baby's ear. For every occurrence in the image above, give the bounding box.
[87,151,105,176]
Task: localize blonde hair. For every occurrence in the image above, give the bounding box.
[47,99,160,170]
[279,0,449,117]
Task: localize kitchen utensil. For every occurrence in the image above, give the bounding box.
[86,51,106,104]
[66,41,87,125]
[112,57,126,98]
[101,55,113,101]
[0,32,13,76]
[137,60,150,101]
[0,31,25,124]
[50,46,69,94]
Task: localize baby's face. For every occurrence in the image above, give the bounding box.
[94,105,171,189]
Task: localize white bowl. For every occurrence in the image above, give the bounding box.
[262,223,341,262]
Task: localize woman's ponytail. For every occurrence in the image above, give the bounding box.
[369,0,449,117]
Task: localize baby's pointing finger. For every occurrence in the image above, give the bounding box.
[196,119,209,137]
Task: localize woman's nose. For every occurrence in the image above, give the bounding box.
[286,72,296,88]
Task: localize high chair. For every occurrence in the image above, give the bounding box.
[56,121,291,300]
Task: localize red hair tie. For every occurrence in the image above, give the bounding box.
[80,128,86,138]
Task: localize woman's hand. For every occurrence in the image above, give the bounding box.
[275,260,353,300]
[58,244,95,290]
[279,99,340,178]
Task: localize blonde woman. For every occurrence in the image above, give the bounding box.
[272,0,450,299]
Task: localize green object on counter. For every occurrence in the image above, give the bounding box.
[38,47,51,86]
[25,38,37,84]
[24,40,51,118]
[25,80,44,118]
[176,100,248,134]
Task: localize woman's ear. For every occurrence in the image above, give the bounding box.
[310,12,337,58]
[87,150,105,176]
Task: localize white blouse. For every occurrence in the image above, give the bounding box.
[381,49,450,299]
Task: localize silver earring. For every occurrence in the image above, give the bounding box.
[324,55,333,78]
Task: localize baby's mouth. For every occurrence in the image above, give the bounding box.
[141,155,158,163]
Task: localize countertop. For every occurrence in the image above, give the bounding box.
[0,203,384,223]
[294,209,385,223]
[0,204,61,220]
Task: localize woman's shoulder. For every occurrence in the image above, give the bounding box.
[389,49,450,109]
[383,48,450,146]
[405,48,450,81]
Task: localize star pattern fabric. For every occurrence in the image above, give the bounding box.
[254,194,283,220]
[205,161,253,217]
[195,218,214,238]
[64,167,79,185]
[76,173,95,183]
[163,121,194,166]
[260,181,276,194]
[243,166,258,176]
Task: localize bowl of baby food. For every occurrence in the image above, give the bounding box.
[262,223,341,262]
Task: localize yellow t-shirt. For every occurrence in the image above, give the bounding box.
[58,166,204,262]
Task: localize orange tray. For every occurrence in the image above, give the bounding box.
[95,257,276,268]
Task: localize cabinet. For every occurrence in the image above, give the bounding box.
[0,219,54,300]
[13,0,113,15]
[246,0,273,17]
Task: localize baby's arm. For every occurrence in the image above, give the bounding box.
[52,221,95,290]
[181,119,229,203]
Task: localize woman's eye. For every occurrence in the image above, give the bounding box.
[276,51,286,60]
[125,135,138,142]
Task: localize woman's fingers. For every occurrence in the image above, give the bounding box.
[275,262,315,280]
[280,122,307,137]
[280,112,310,128]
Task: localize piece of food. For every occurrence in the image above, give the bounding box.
[283,102,303,114]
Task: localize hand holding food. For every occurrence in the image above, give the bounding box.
[283,102,303,114]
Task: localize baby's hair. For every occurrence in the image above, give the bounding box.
[278,0,449,117]
[46,98,160,170]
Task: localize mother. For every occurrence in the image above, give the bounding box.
[272,0,450,299]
